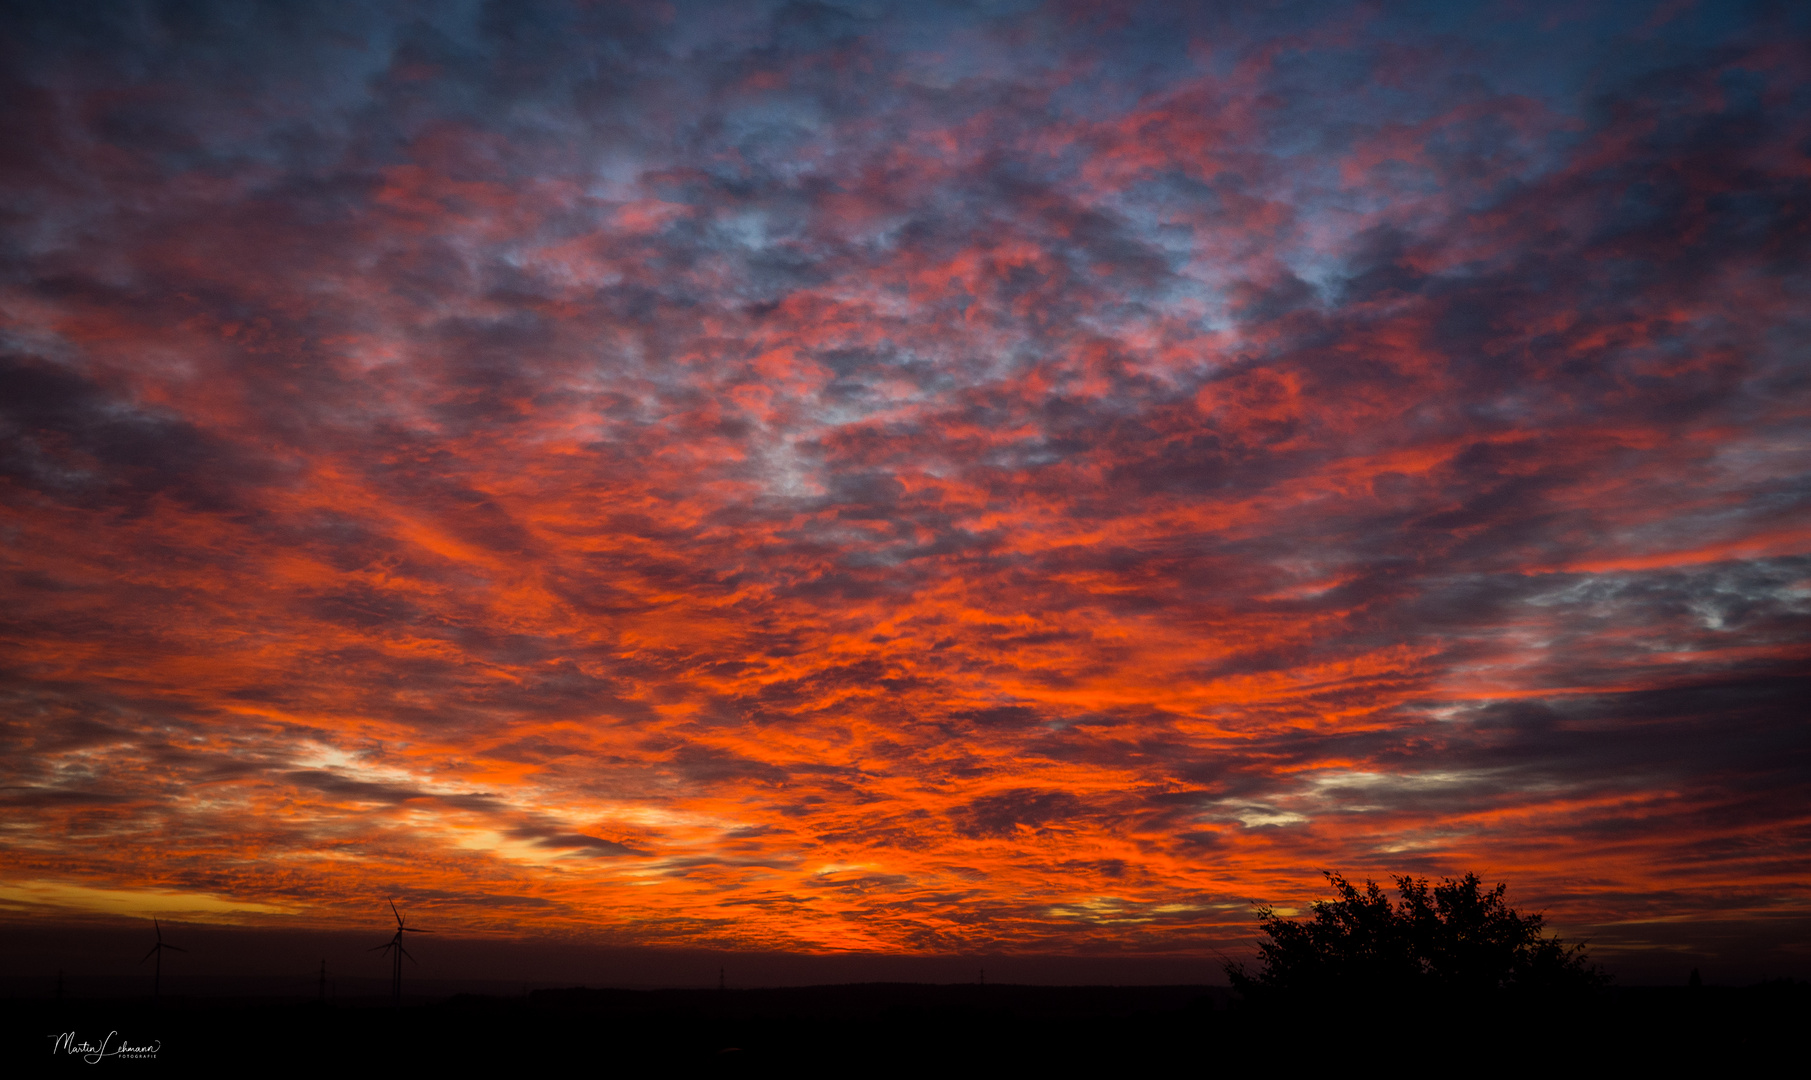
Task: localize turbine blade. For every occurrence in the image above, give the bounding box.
[403,927,434,934]
[390,898,402,925]
[141,946,159,963]
[400,945,416,964]
[370,943,392,952]
[165,945,187,953]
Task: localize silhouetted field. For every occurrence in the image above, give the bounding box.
[10,981,1805,1068]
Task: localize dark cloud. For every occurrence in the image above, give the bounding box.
[952,789,1086,839]
[0,354,267,512]
[506,824,647,857]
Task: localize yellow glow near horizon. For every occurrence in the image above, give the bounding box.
[0,880,300,920]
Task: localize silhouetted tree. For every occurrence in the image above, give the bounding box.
[1227,872,1606,1008]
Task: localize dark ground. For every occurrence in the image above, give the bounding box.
[8,980,1805,1071]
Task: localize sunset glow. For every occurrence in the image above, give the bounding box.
[3,0,1807,973]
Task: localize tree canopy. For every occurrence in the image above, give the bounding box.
[1227,872,1606,1005]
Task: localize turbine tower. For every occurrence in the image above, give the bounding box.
[371,899,431,1005]
[140,919,186,999]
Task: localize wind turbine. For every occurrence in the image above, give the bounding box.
[140,919,186,999]
[371,899,431,1005]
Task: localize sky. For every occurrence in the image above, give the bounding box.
[2,0,1808,984]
